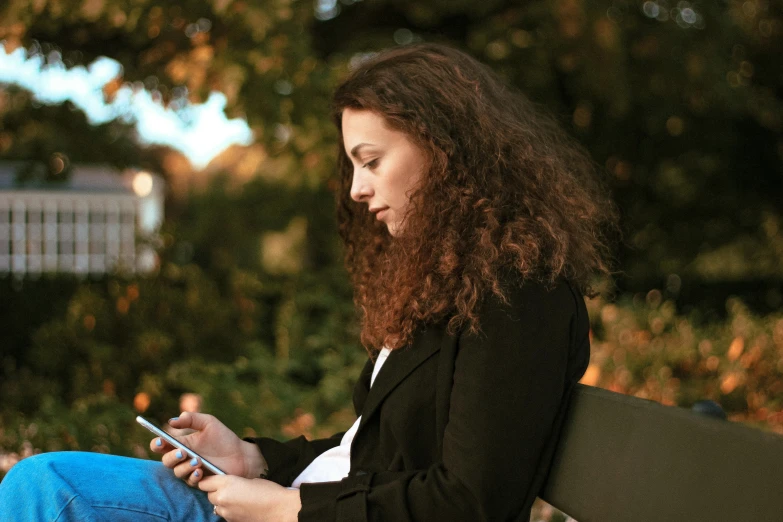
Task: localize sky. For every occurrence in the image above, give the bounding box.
[0,43,254,170]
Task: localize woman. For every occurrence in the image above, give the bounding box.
[0,42,617,521]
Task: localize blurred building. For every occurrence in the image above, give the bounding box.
[0,162,164,277]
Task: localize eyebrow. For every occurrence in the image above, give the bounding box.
[350,143,377,159]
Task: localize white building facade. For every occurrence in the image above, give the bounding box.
[0,163,164,277]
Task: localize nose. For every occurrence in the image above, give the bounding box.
[350,170,373,203]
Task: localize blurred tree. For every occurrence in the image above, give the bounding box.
[2,0,780,311]
[0,0,343,192]
[0,0,361,472]
[311,0,783,310]
[1,9,783,522]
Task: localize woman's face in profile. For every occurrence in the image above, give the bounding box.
[342,108,427,237]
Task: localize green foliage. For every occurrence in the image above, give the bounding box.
[0,260,366,474]
[315,0,783,285]
[584,289,783,431]
[1,9,781,522]
[2,0,781,285]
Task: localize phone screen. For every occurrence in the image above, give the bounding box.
[136,416,227,475]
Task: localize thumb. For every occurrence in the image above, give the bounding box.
[169,411,213,431]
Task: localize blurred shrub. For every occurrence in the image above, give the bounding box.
[2,275,782,480]
[583,289,783,432]
[0,261,367,476]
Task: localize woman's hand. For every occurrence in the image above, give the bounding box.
[199,476,301,522]
[149,412,268,482]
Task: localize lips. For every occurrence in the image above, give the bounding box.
[370,207,389,221]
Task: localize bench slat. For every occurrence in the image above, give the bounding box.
[540,384,783,522]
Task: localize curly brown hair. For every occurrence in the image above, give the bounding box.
[331,42,619,352]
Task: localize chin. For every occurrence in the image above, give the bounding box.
[386,223,399,237]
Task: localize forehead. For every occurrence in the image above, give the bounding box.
[341,108,399,151]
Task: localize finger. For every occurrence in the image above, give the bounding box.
[168,411,215,431]
[173,456,202,480]
[161,448,189,470]
[186,468,203,488]
[198,475,221,492]
[149,437,174,454]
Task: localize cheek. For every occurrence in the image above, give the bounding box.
[390,174,418,209]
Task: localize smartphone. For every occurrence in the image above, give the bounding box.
[136,415,227,476]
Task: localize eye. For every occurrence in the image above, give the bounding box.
[362,159,379,170]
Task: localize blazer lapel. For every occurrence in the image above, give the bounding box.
[356,326,445,432]
[352,358,374,415]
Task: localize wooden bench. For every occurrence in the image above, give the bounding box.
[540,384,783,522]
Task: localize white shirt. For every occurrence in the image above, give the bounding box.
[289,347,391,488]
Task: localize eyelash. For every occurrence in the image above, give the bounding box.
[362,159,379,169]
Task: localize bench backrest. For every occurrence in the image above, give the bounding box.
[540,384,783,522]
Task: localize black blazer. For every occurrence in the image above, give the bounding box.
[251,276,590,521]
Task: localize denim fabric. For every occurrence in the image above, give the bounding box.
[0,451,222,521]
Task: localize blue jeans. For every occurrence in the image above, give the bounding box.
[0,451,222,521]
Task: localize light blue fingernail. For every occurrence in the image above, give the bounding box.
[169,417,179,422]
[176,450,183,459]
[190,458,198,466]
[155,438,162,447]
[194,470,200,478]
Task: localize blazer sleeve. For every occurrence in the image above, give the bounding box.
[245,433,345,485]
[297,279,590,521]
[245,358,375,485]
